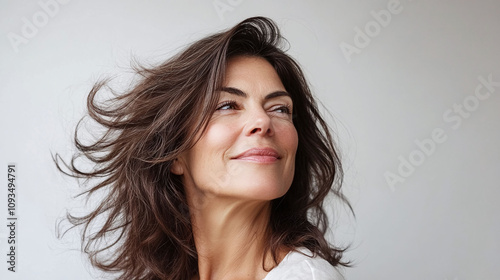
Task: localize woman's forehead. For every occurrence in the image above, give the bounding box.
[223,56,287,94]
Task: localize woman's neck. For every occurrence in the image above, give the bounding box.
[188,194,277,280]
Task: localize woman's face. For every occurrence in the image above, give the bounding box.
[173,56,298,202]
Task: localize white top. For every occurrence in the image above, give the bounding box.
[262,248,344,280]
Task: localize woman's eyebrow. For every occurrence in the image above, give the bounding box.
[220,87,290,100]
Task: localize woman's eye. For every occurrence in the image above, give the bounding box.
[216,101,238,111]
[271,105,292,115]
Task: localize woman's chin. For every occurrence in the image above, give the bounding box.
[223,180,290,201]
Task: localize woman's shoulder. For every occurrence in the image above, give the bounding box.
[262,248,344,280]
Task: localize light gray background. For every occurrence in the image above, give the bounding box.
[1,0,499,279]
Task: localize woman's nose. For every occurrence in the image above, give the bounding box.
[245,109,274,137]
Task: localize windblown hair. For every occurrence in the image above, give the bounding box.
[55,17,351,280]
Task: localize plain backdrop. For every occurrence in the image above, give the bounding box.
[1,0,499,279]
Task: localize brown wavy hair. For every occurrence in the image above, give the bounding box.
[55,16,352,280]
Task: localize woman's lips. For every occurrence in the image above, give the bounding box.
[232,148,281,163]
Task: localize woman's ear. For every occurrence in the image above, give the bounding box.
[170,158,184,175]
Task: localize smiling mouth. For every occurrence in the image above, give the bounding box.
[232,148,281,163]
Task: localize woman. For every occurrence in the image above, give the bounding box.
[56,17,351,280]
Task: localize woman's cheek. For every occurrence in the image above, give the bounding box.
[203,121,239,148]
[276,122,298,148]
